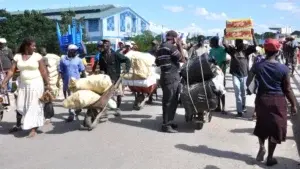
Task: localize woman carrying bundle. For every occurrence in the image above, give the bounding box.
[1,38,50,138]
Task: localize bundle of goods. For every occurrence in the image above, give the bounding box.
[63,90,117,109]
[181,81,218,115]
[225,18,253,40]
[124,51,157,80]
[123,51,159,92]
[63,74,116,109]
[180,53,215,84]
[69,74,112,94]
[180,53,226,116]
[44,54,61,97]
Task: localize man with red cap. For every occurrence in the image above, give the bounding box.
[155,30,185,133]
[246,38,297,167]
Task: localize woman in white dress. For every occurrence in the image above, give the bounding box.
[1,38,50,138]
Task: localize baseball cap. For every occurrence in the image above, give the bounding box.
[264,38,281,52]
[68,44,78,50]
[0,38,7,44]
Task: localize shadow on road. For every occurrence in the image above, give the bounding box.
[204,165,220,169]
[230,128,254,135]
[212,106,255,122]
[175,144,300,169]
[109,114,199,133]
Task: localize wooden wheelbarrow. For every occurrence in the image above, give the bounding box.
[79,77,122,131]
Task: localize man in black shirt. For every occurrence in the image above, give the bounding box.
[223,29,257,117]
[156,30,184,133]
[98,40,131,111]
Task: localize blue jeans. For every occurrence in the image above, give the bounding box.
[232,76,247,113]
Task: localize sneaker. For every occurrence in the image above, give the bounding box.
[161,125,178,133]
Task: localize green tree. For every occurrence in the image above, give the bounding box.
[0,10,60,54]
[291,30,300,37]
[262,32,276,39]
[130,30,155,52]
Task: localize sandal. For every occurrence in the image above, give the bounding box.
[27,131,37,138]
[256,148,266,162]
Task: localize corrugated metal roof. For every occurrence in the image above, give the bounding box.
[11,4,115,15]
[97,7,127,19]
[10,5,149,24]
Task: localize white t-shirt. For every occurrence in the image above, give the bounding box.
[14,52,42,84]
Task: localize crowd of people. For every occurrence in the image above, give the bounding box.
[0,28,299,166]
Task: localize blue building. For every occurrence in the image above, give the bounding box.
[11,5,150,50]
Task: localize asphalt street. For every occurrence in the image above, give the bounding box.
[0,74,299,169]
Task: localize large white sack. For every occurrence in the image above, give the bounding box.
[69,74,112,94]
[49,70,58,78]
[125,51,156,65]
[63,90,100,109]
[211,66,226,95]
[124,51,156,79]
[47,66,58,74]
[63,90,117,109]
[44,54,60,67]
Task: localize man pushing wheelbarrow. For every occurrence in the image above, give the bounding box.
[91,39,131,115]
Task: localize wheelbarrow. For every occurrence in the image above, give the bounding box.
[129,84,158,110]
[79,77,122,131]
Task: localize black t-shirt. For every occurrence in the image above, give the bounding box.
[225,45,256,77]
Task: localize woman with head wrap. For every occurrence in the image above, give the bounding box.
[246,38,297,166]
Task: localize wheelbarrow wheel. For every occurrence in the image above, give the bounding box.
[195,122,204,130]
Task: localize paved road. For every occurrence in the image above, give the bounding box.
[0,74,299,169]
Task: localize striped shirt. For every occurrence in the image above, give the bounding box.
[155,42,181,84]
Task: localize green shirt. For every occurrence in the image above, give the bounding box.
[209,46,227,68]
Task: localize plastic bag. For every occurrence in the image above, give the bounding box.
[211,66,226,95]
[108,99,117,109]
[181,53,215,85]
[181,80,218,118]
[69,74,112,94]
[44,102,54,119]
